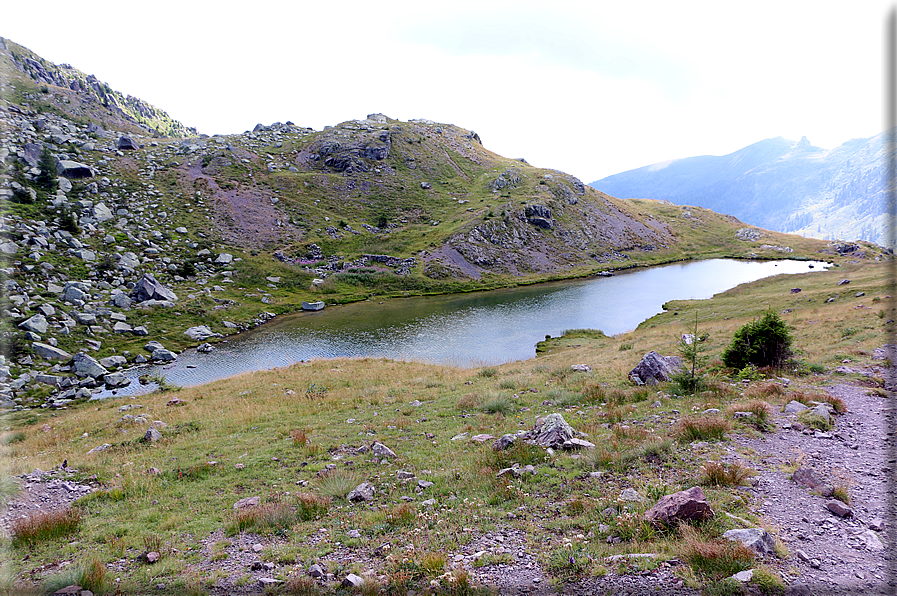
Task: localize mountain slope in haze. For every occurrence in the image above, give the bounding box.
[591,134,892,247]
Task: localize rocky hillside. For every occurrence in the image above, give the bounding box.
[1,38,881,415]
[591,134,893,247]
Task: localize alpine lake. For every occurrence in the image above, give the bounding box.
[95,258,830,398]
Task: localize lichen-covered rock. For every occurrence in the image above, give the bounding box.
[722,528,776,554]
[524,413,574,449]
[628,351,683,385]
[645,486,714,526]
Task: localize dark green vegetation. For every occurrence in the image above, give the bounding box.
[721,312,794,369]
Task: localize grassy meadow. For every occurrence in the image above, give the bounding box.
[1,258,893,595]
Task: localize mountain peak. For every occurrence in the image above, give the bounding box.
[796,136,812,150]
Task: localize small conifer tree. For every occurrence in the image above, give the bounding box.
[722,310,793,369]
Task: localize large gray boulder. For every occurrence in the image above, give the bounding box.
[184,326,221,341]
[628,351,683,385]
[32,342,72,361]
[72,352,109,378]
[132,273,178,303]
[56,160,94,179]
[645,486,714,526]
[347,482,375,502]
[117,136,140,150]
[18,314,48,334]
[722,528,776,555]
[523,413,575,449]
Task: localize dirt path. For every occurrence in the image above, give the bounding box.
[730,379,894,594]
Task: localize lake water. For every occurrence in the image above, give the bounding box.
[96,259,828,397]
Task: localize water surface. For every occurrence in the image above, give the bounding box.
[98,259,827,397]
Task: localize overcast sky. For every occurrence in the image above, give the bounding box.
[3,1,891,181]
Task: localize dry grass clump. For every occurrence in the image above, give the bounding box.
[295,492,331,521]
[230,501,299,535]
[678,525,755,581]
[281,574,321,595]
[727,399,773,430]
[745,381,786,399]
[11,507,81,546]
[700,460,755,486]
[290,428,309,445]
[674,415,732,442]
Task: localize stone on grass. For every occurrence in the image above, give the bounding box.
[72,352,108,378]
[32,342,72,361]
[562,438,595,450]
[342,574,365,588]
[347,483,375,502]
[19,314,48,334]
[628,351,683,385]
[722,528,776,555]
[184,325,222,341]
[470,434,496,444]
[132,273,178,303]
[233,496,261,511]
[784,400,809,414]
[645,486,714,526]
[524,413,574,449]
[371,442,397,459]
[732,569,754,582]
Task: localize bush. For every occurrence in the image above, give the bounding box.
[11,507,81,546]
[722,311,793,369]
[675,415,732,442]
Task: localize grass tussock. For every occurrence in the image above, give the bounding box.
[479,394,514,415]
[313,469,362,499]
[678,525,755,581]
[230,501,299,535]
[296,492,331,520]
[700,461,755,486]
[42,558,112,596]
[728,399,773,431]
[11,507,81,546]
[675,415,732,442]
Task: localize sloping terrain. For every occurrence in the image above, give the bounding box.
[0,38,884,421]
[591,134,894,247]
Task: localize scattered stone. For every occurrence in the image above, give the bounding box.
[791,467,832,496]
[825,500,853,518]
[347,483,375,502]
[628,351,683,385]
[233,496,261,511]
[645,486,714,526]
[371,442,397,459]
[722,528,776,555]
[342,574,365,588]
[470,434,496,444]
[132,273,178,303]
[732,569,754,582]
[784,400,809,414]
[184,325,222,341]
[571,364,591,372]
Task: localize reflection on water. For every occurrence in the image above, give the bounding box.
[96,259,828,398]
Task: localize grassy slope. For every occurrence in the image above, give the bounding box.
[2,259,892,594]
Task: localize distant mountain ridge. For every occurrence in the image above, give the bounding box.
[590,133,892,247]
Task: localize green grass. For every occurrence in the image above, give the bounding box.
[2,256,891,594]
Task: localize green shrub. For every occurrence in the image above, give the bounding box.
[722,311,794,369]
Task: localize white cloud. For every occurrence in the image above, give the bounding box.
[2,0,890,181]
